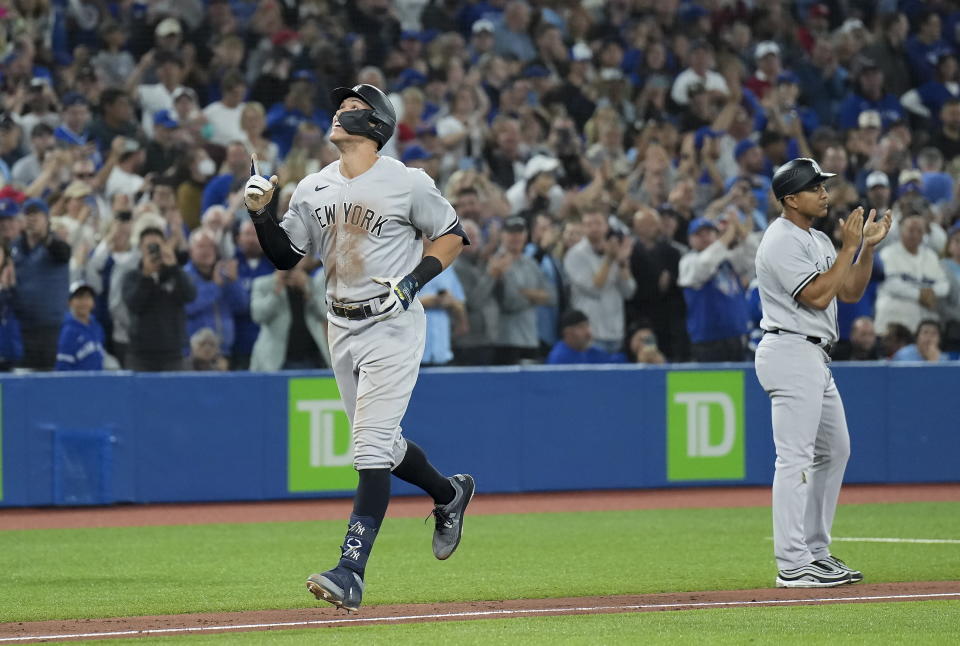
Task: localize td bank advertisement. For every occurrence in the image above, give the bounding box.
[666,371,745,481]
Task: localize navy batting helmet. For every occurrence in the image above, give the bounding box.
[772,157,836,201]
[330,84,397,150]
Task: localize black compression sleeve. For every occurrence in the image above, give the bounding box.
[407,255,443,290]
[248,190,303,270]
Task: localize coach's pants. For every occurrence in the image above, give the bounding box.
[755,333,851,570]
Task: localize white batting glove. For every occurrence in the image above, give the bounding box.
[371,275,416,322]
[244,174,278,213]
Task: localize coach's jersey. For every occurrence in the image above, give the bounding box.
[280,156,460,303]
[755,216,839,342]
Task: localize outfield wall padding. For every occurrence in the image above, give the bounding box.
[0,363,957,506]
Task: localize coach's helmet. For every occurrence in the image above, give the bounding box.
[330,84,397,150]
[772,157,836,201]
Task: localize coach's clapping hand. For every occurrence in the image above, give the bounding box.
[862,208,893,247]
[244,153,279,214]
[838,206,865,248]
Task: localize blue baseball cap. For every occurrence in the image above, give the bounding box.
[291,69,316,83]
[688,217,718,235]
[523,64,551,79]
[61,92,89,107]
[0,197,19,218]
[734,139,758,160]
[694,126,723,150]
[776,71,800,85]
[22,197,49,215]
[153,109,178,129]
[401,145,434,164]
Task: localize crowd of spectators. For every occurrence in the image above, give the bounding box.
[2,0,960,373]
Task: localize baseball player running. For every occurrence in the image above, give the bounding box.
[244,83,475,611]
[755,158,890,588]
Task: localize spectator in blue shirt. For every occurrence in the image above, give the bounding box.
[200,141,250,213]
[838,58,906,130]
[893,319,953,361]
[11,198,70,370]
[546,309,627,365]
[265,71,331,159]
[420,265,467,366]
[55,282,105,371]
[905,11,954,85]
[184,228,245,358]
[0,240,22,370]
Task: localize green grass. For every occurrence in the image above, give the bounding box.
[2,502,958,623]
[59,602,960,645]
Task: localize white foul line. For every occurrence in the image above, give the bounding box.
[832,537,960,545]
[2,592,960,643]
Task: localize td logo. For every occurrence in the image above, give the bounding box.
[666,371,745,481]
[288,378,358,492]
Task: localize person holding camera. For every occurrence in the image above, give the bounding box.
[121,225,196,371]
[563,209,636,354]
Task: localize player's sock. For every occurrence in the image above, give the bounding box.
[337,468,390,578]
[392,440,456,505]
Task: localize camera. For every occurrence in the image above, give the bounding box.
[116,210,132,222]
[606,228,624,241]
[146,242,162,261]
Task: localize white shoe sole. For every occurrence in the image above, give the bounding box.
[775,576,851,588]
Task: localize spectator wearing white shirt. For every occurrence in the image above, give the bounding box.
[563,210,636,353]
[134,51,186,138]
[670,40,729,107]
[203,69,248,147]
[875,214,950,335]
[105,139,145,200]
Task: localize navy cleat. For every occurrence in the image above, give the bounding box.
[306,566,365,612]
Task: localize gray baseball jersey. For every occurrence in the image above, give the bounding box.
[754,215,851,574]
[280,156,461,304]
[755,216,839,343]
[278,156,460,471]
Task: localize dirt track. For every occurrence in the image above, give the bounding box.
[2,483,958,642]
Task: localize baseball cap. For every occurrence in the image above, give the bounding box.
[0,197,19,218]
[401,145,434,164]
[839,18,866,34]
[291,69,317,83]
[571,42,592,62]
[898,168,923,187]
[733,139,758,160]
[69,280,96,299]
[503,216,527,232]
[61,92,89,107]
[153,109,178,129]
[857,110,882,129]
[523,64,550,79]
[772,157,837,200]
[400,30,422,42]
[776,71,799,85]
[155,17,182,38]
[472,19,495,34]
[809,3,829,18]
[688,217,719,235]
[755,41,781,60]
[30,122,53,138]
[866,170,890,189]
[22,197,49,215]
[560,309,589,330]
[523,154,560,180]
[172,86,198,103]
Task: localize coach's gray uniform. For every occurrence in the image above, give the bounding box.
[754,216,851,570]
[280,156,461,470]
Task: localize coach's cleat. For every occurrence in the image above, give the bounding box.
[306,567,364,612]
[430,473,475,560]
[775,560,852,588]
[821,555,863,583]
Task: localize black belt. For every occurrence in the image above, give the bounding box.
[330,297,386,321]
[763,329,833,354]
